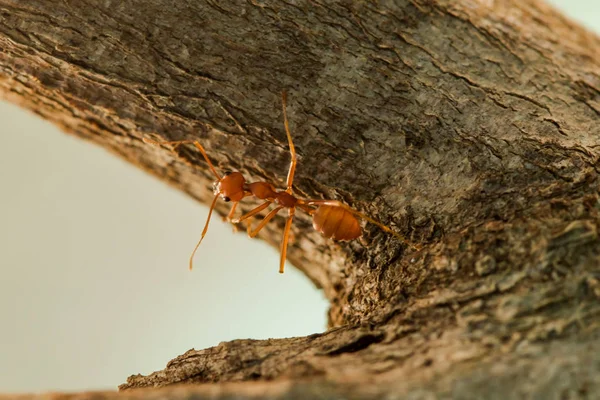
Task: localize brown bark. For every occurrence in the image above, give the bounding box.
[1,0,599,398]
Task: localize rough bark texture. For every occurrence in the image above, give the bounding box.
[1,0,599,398]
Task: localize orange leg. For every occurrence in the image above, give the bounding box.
[232,201,272,224]
[248,206,283,238]
[223,202,239,232]
[224,201,238,222]
[300,199,419,250]
[228,191,254,232]
[246,218,253,236]
[143,138,221,180]
[279,208,296,274]
[281,91,297,193]
[297,204,315,215]
[188,194,220,271]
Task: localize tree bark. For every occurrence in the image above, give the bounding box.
[1,0,599,398]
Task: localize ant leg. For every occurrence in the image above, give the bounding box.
[189,194,220,271]
[232,201,272,224]
[279,208,296,274]
[246,218,253,236]
[301,199,419,249]
[143,137,221,180]
[224,202,239,232]
[281,91,297,192]
[297,204,315,215]
[294,205,314,243]
[228,192,253,233]
[248,206,284,238]
[223,201,238,222]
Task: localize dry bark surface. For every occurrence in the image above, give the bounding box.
[1,0,599,398]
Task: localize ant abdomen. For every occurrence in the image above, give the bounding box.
[312,205,362,241]
[215,171,246,202]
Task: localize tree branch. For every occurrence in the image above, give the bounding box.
[1,0,599,397]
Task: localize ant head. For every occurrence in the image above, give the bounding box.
[214,171,246,202]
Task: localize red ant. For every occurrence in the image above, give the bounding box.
[144,92,416,273]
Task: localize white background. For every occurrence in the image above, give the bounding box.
[0,0,597,393]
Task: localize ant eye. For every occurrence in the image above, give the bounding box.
[223,196,231,202]
[224,171,231,176]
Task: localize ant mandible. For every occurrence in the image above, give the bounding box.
[144,91,416,273]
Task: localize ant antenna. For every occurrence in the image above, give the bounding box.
[143,138,221,180]
[143,137,225,269]
[189,193,219,270]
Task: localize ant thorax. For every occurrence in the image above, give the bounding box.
[245,182,277,200]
